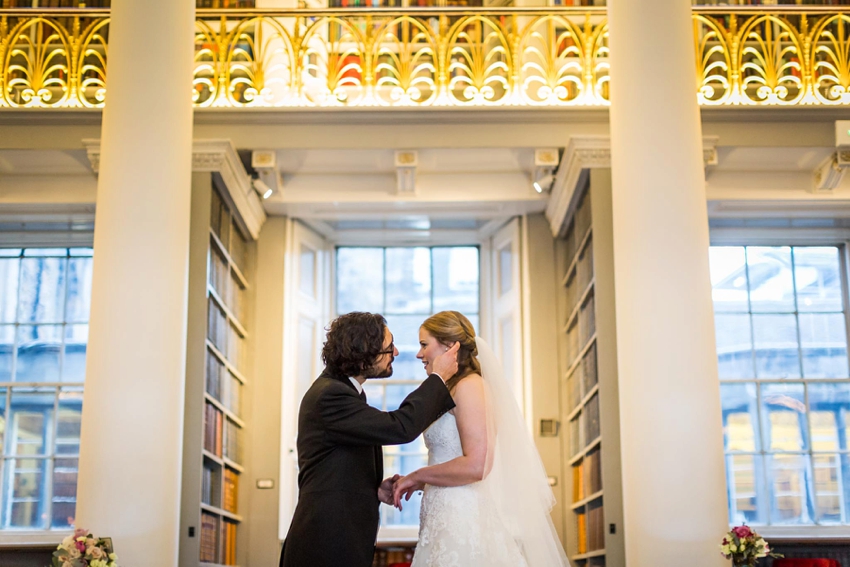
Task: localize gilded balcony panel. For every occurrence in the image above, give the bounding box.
[2,7,850,110]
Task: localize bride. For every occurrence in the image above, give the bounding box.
[392,311,568,567]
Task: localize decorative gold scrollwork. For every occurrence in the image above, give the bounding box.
[2,7,850,110]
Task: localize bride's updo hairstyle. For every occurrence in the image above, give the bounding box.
[421,310,481,392]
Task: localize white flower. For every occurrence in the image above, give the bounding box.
[61,535,75,548]
[90,546,105,559]
[109,553,117,561]
[68,547,81,559]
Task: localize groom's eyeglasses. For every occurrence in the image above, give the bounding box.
[378,343,395,356]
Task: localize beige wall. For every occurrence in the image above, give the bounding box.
[523,213,567,541]
[243,217,288,567]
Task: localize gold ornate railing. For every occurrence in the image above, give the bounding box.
[1,6,849,109]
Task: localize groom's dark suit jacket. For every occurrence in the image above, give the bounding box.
[279,368,455,567]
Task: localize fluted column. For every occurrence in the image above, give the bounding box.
[606,1,728,565]
[75,1,195,566]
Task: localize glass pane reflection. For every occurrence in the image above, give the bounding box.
[727,454,766,525]
[769,454,813,525]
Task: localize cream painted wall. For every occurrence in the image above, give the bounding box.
[523,213,567,541]
[243,216,288,567]
[0,175,95,204]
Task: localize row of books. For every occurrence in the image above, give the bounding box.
[204,402,224,457]
[205,401,245,464]
[585,393,600,442]
[208,298,229,353]
[200,512,239,565]
[578,292,596,349]
[223,520,238,565]
[202,463,222,508]
[575,502,605,554]
[200,512,220,563]
[372,547,414,567]
[8,0,257,6]
[210,186,248,273]
[572,449,603,502]
[224,468,239,513]
[206,349,242,416]
[225,419,243,464]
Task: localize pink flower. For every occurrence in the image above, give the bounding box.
[74,528,87,539]
[75,540,86,553]
[732,525,753,539]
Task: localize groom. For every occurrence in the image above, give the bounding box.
[279,312,458,567]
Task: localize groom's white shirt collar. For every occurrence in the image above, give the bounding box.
[348,377,364,394]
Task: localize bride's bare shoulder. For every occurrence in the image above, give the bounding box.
[451,374,485,401]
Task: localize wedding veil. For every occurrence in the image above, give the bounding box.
[476,336,569,567]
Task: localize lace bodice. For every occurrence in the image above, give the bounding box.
[412,413,528,567]
[423,411,464,465]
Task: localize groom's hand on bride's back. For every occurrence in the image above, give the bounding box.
[431,342,460,382]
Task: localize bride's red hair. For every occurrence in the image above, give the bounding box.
[421,311,481,392]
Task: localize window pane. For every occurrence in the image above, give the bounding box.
[63,325,88,383]
[799,313,849,378]
[812,454,843,524]
[363,383,384,410]
[720,383,759,452]
[769,454,813,525]
[794,247,843,313]
[748,247,795,313]
[761,383,807,452]
[65,257,93,323]
[385,248,431,315]
[432,247,479,314]
[337,248,383,315]
[9,390,54,456]
[727,454,766,525]
[51,458,77,529]
[3,458,47,528]
[382,453,427,526]
[56,390,83,456]
[18,257,66,323]
[0,325,13,382]
[385,315,427,381]
[0,258,20,323]
[808,382,850,452]
[715,314,754,379]
[15,325,62,383]
[0,388,6,455]
[752,314,800,378]
[710,247,749,313]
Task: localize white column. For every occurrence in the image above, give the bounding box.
[75,1,195,566]
[606,1,728,566]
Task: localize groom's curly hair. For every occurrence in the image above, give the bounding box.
[322,312,388,378]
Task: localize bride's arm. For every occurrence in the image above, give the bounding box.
[393,375,489,507]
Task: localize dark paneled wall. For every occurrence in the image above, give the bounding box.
[0,545,55,567]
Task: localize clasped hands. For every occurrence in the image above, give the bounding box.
[378,473,424,511]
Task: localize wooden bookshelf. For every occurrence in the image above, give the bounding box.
[181,176,255,567]
[198,185,251,567]
[556,171,624,567]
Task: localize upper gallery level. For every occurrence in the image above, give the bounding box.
[2,0,850,110]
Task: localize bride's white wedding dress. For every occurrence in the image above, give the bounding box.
[411,338,568,567]
[413,412,528,567]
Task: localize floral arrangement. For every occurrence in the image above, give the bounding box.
[720,525,782,567]
[52,528,119,567]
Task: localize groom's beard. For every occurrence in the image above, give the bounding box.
[367,357,394,379]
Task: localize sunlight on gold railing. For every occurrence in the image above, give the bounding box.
[1,6,849,108]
